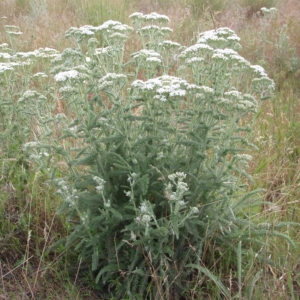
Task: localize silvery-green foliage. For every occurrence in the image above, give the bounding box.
[15,12,292,298]
[0,39,57,181]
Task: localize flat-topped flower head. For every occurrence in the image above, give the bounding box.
[131,49,161,63]
[0,44,12,55]
[65,25,96,42]
[160,40,181,50]
[144,12,170,24]
[33,72,48,78]
[0,62,15,73]
[0,52,11,60]
[59,85,78,97]
[36,47,60,58]
[140,25,162,36]
[14,51,37,60]
[94,46,114,56]
[54,70,79,82]
[197,27,241,50]
[87,37,99,49]
[179,43,213,59]
[161,27,173,34]
[131,75,199,102]
[212,52,229,62]
[129,12,144,21]
[96,20,122,32]
[130,12,170,24]
[251,76,275,95]
[4,25,23,36]
[61,48,82,61]
[250,65,267,77]
[260,7,278,17]
[113,24,134,34]
[18,90,47,102]
[98,73,127,91]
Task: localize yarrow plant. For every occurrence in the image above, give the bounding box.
[13,11,295,299]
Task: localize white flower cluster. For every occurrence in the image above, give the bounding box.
[160,40,181,50]
[33,72,48,78]
[167,172,189,202]
[197,27,241,50]
[248,65,275,95]
[219,90,258,113]
[140,25,162,36]
[94,46,114,57]
[9,48,59,63]
[131,49,162,65]
[252,76,275,94]
[260,7,278,17]
[131,75,197,102]
[65,25,95,41]
[98,73,127,91]
[127,172,138,187]
[0,43,12,53]
[234,154,253,169]
[251,65,267,77]
[97,20,133,34]
[136,201,153,225]
[129,12,170,25]
[59,85,78,96]
[54,70,79,82]
[212,49,250,70]
[57,180,78,208]
[54,68,89,83]
[0,52,11,60]
[0,62,14,73]
[194,86,215,100]
[129,12,172,45]
[93,176,106,193]
[179,43,213,59]
[23,141,40,149]
[18,89,47,102]
[65,21,133,44]
[4,25,23,36]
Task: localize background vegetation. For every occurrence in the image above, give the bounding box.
[0,0,300,299]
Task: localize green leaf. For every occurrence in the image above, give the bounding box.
[170,212,179,239]
[92,247,99,271]
[108,207,123,220]
[132,268,145,276]
[95,264,119,284]
[71,152,98,166]
[137,174,149,195]
[186,264,230,298]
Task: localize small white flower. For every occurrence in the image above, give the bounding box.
[0,63,14,73]
[161,40,181,49]
[104,200,111,208]
[0,52,11,59]
[161,27,173,34]
[191,207,199,214]
[124,190,131,197]
[146,57,162,63]
[130,231,136,241]
[141,214,151,223]
[140,202,149,214]
[251,65,267,77]
[129,12,144,20]
[33,72,48,78]
[54,70,79,82]
[144,12,170,23]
